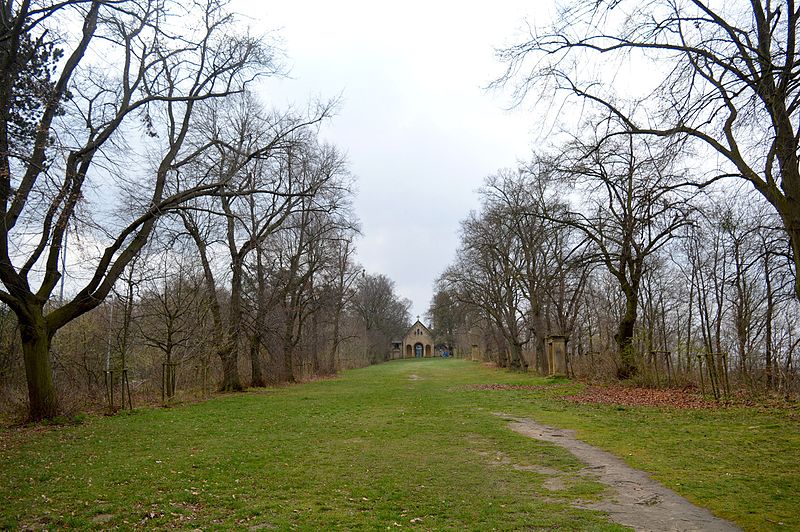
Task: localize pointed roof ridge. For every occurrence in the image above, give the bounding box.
[406,319,432,337]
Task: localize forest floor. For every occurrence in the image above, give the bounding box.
[0,359,798,530]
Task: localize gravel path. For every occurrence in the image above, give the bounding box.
[498,414,741,532]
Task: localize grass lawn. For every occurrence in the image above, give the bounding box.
[1,359,798,530]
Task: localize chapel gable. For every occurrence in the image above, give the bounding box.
[402,318,434,358]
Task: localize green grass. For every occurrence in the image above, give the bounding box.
[1,359,797,530]
[454,371,800,531]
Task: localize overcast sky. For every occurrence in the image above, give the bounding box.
[237,1,553,321]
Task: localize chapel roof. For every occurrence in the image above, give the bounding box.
[405,319,432,337]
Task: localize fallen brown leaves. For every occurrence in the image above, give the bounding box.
[465,384,570,392]
[564,386,719,409]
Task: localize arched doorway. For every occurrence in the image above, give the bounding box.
[405,345,412,358]
[425,344,432,357]
[414,343,424,357]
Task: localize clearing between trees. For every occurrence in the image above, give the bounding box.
[1,359,797,530]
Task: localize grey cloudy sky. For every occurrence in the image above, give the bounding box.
[238,1,553,320]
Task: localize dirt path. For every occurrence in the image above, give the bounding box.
[498,414,741,532]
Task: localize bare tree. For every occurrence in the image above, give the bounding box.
[441,209,530,370]
[0,0,276,419]
[180,101,343,389]
[323,238,361,371]
[498,0,800,300]
[351,273,411,364]
[427,283,468,352]
[481,166,589,371]
[261,150,356,381]
[545,135,693,377]
[136,245,208,398]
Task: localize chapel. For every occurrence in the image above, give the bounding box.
[402,318,434,358]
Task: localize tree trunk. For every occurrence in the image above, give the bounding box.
[536,334,547,375]
[785,215,800,302]
[250,244,268,387]
[219,258,244,391]
[19,308,58,421]
[329,304,342,371]
[283,338,296,383]
[249,333,267,388]
[282,301,298,382]
[218,341,243,392]
[220,261,243,391]
[530,307,547,373]
[508,341,527,371]
[614,291,638,379]
[685,275,695,374]
[311,302,320,374]
[764,250,774,389]
[183,216,236,390]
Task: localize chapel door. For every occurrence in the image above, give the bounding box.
[415,343,423,357]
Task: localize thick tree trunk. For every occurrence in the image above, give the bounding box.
[220,265,243,392]
[219,259,244,391]
[497,348,508,368]
[19,308,58,421]
[283,339,296,383]
[249,333,267,388]
[250,245,268,387]
[530,309,547,374]
[218,341,243,392]
[782,213,800,302]
[536,336,547,374]
[614,292,638,379]
[508,341,527,371]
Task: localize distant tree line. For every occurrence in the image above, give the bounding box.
[0,0,409,421]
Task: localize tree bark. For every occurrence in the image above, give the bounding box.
[614,290,638,379]
[764,250,774,389]
[249,243,268,387]
[784,214,800,301]
[283,335,296,383]
[183,213,244,392]
[218,342,243,392]
[19,306,57,421]
[508,340,527,371]
[329,305,342,371]
[249,332,266,387]
[529,307,548,373]
[221,257,244,391]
